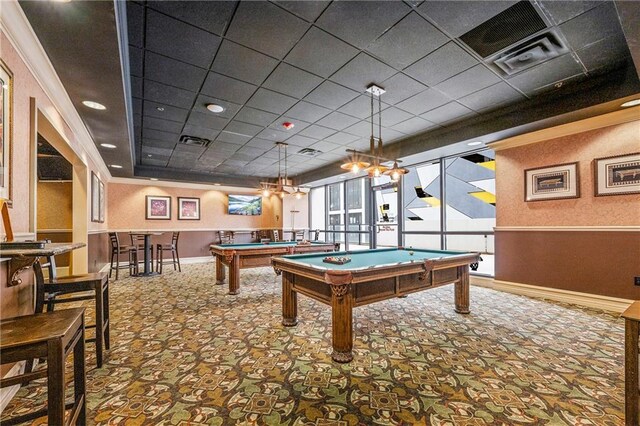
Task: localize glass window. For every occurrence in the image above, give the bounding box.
[403,162,441,232]
[328,183,342,211]
[346,179,362,209]
[310,187,326,232]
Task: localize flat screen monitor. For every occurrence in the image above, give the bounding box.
[228,195,262,216]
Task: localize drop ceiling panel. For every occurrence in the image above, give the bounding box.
[143,101,189,122]
[418,0,518,37]
[378,107,414,127]
[559,2,622,50]
[200,72,258,104]
[506,53,585,94]
[216,131,251,145]
[186,111,230,130]
[284,27,359,77]
[142,116,184,134]
[324,131,360,145]
[539,0,605,25]
[576,34,630,72]
[273,1,330,22]
[315,112,360,131]
[299,124,336,140]
[420,102,476,125]
[222,121,264,138]
[212,40,279,85]
[338,95,389,120]
[434,65,502,99]
[143,80,197,110]
[458,82,525,112]
[285,101,333,122]
[126,2,144,48]
[263,63,324,98]
[182,125,220,141]
[144,52,207,92]
[395,89,451,115]
[304,81,360,110]
[147,1,236,36]
[379,73,428,105]
[330,53,397,92]
[129,47,143,77]
[404,42,478,87]
[235,107,279,127]
[286,134,318,147]
[391,116,437,134]
[246,88,299,115]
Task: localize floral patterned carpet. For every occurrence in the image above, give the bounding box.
[1,262,626,425]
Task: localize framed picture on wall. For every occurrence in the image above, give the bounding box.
[99,180,105,222]
[146,195,171,220]
[0,59,13,205]
[524,162,579,201]
[91,172,100,222]
[178,197,200,220]
[594,152,640,196]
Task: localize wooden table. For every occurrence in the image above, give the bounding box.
[272,247,481,363]
[129,232,163,276]
[622,300,640,426]
[1,242,85,287]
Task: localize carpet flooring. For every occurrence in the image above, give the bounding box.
[1,262,626,425]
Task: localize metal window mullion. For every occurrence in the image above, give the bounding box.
[439,160,446,250]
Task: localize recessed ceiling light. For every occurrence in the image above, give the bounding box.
[206,104,225,113]
[82,100,106,110]
[621,99,640,108]
[109,164,123,169]
[467,141,483,146]
[214,183,221,186]
[150,178,158,181]
[100,143,117,149]
[147,154,152,157]
[156,106,165,112]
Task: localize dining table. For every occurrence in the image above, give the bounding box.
[128,232,164,276]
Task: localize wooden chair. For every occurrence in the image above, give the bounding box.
[219,230,234,244]
[34,261,110,368]
[272,230,280,242]
[130,234,153,272]
[256,230,270,242]
[156,231,181,273]
[109,232,138,280]
[295,230,305,241]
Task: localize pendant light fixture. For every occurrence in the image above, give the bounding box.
[259,142,307,198]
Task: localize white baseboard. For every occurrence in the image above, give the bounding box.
[0,361,26,412]
[470,276,633,313]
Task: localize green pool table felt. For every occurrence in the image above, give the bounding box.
[214,241,330,250]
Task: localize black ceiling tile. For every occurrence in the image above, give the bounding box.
[338,95,389,119]
[390,116,437,134]
[226,1,309,59]
[286,134,318,147]
[404,42,478,86]
[142,138,177,149]
[395,89,451,115]
[129,46,143,77]
[434,64,502,99]
[186,111,230,130]
[539,0,604,25]
[192,95,241,119]
[145,9,220,68]
[344,121,373,138]
[144,52,207,92]
[143,128,180,143]
[316,1,411,49]
[417,1,518,38]
[201,72,257,104]
[143,100,189,122]
[458,82,525,112]
[366,12,448,69]
[249,156,277,166]
[325,131,360,145]
[142,157,169,167]
[173,143,206,157]
[560,2,622,51]
[420,102,475,125]
[144,80,197,109]
[222,121,264,138]
[380,73,428,105]
[316,112,361,131]
[206,141,241,155]
[212,40,279,85]
[256,127,293,141]
[228,152,255,162]
[237,145,267,158]
[304,81,360,110]
[182,124,220,141]
[379,107,414,127]
[246,88,299,115]
[133,97,142,115]
[130,76,142,98]
[273,1,330,22]
[299,124,336,140]
[142,116,184,134]
[147,1,236,35]
[263,63,324,98]
[285,101,332,122]
[216,131,252,145]
[141,145,174,157]
[330,53,397,92]
[126,2,144,48]
[235,107,279,127]
[507,53,584,95]
[284,27,359,78]
[576,34,630,72]
[246,138,279,150]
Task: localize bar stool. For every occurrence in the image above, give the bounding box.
[35,261,110,368]
[218,230,234,244]
[272,230,280,242]
[131,233,154,272]
[156,231,181,273]
[0,308,86,425]
[295,230,305,241]
[109,232,138,280]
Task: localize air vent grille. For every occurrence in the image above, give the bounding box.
[297,148,322,157]
[179,135,212,147]
[492,30,569,75]
[460,1,547,58]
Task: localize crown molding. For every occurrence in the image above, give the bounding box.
[0,0,111,179]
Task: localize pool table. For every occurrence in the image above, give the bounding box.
[210,241,338,294]
[271,247,481,363]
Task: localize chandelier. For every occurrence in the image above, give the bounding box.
[340,84,408,182]
[259,142,308,199]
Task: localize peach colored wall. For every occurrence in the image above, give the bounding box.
[107,183,283,230]
[496,120,640,226]
[37,181,72,229]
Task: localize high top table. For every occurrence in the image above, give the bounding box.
[622,300,640,426]
[129,232,163,276]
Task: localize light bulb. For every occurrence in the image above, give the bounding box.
[374,167,381,177]
[295,193,302,199]
[280,192,285,198]
[391,171,400,181]
[263,189,270,197]
[352,164,360,173]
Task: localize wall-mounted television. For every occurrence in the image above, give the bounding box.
[228,195,262,216]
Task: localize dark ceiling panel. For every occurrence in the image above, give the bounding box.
[142,128,179,143]
[246,88,298,115]
[235,107,279,127]
[216,131,251,145]
[273,1,331,22]
[143,80,197,110]
[559,2,621,51]
[404,42,478,86]
[395,89,451,115]
[192,95,241,120]
[379,107,414,127]
[142,116,184,134]
[304,81,360,110]
[538,0,604,25]
[127,2,144,48]
[316,1,411,49]
[130,76,142,98]
[420,102,476,125]
[145,9,220,68]
[286,134,320,148]
[263,63,324,98]
[212,40,279,85]
[144,52,207,92]
[182,124,219,141]
[225,1,309,59]
[434,64,502,99]
[379,73,428,105]
[458,82,525,112]
[128,46,143,77]
[284,27,359,78]
[576,34,631,72]
[147,1,236,36]
[506,53,584,94]
[222,121,264,138]
[200,72,257,104]
[286,101,332,123]
[391,116,437,134]
[338,95,388,120]
[299,124,337,140]
[143,100,189,122]
[316,112,360,131]
[325,131,360,145]
[330,53,397,92]
[186,111,230,131]
[366,12,448,70]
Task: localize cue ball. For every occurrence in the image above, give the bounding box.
[409,251,414,255]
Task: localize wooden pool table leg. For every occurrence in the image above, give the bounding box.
[215,255,225,285]
[331,283,353,363]
[282,272,298,326]
[229,254,240,295]
[454,265,470,314]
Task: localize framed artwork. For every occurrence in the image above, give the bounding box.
[91,172,100,222]
[594,152,640,196]
[0,59,13,205]
[524,162,579,201]
[146,195,171,220]
[178,197,200,220]
[99,180,105,222]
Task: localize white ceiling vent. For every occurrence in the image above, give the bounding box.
[297,148,322,157]
[492,30,569,76]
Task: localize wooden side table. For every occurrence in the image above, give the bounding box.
[622,301,640,426]
[0,308,86,425]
